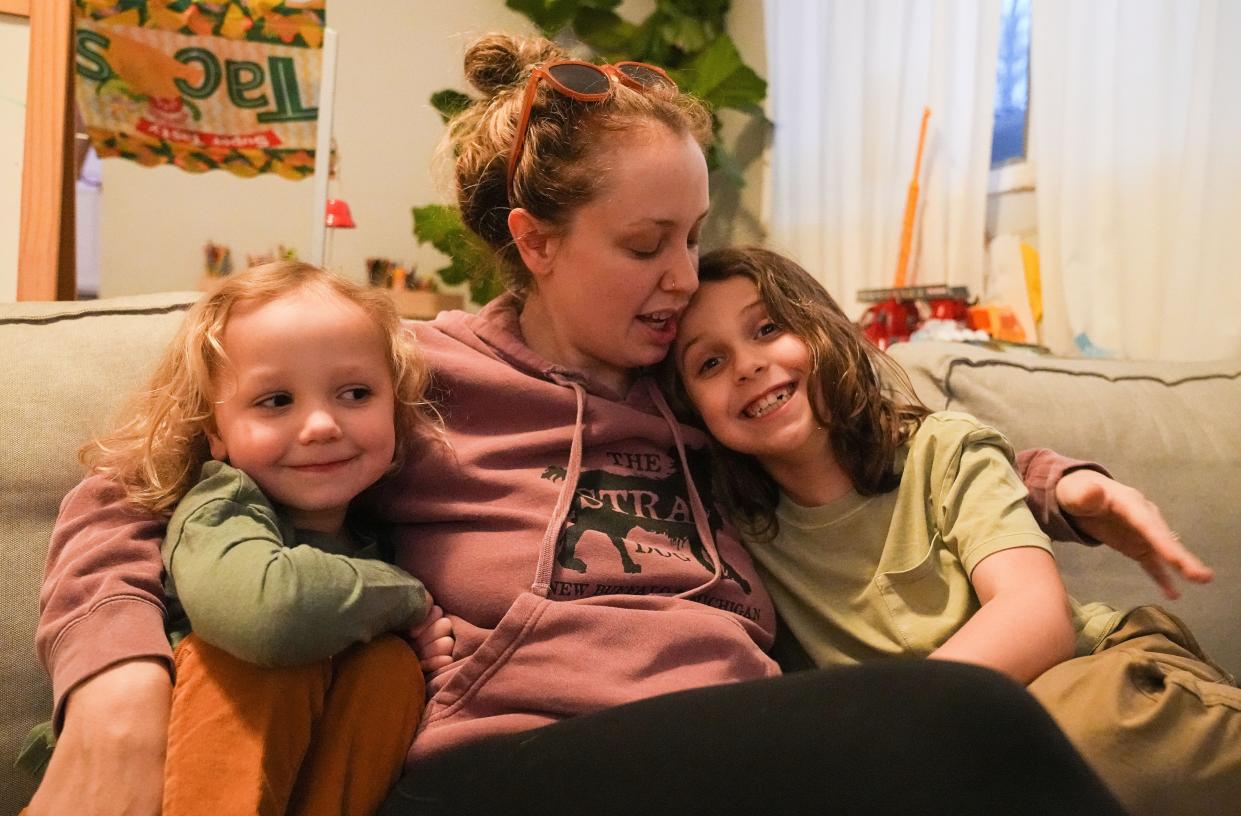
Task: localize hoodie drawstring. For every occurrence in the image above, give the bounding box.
[531,376,725,602]
[532,375,586,598]
[645,380,724,599]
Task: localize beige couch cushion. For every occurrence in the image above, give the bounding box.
[1,292,197,813]
[890,341,1241,678]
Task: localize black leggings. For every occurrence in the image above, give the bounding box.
[380,660,1125,815]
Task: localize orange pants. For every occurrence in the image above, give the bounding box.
[163,633,424,816]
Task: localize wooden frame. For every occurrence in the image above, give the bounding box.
[15,1,75,300]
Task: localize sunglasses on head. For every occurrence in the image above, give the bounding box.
[505,60,678,202]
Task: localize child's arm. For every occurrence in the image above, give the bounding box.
[165,462,428,667]
[930,547,1075,684]
[927,427,1076,684]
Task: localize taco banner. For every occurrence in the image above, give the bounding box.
[74,1,325,179]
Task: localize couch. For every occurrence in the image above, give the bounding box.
[3,292,1239,814]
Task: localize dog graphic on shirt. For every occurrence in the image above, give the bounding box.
[541,446,751,593]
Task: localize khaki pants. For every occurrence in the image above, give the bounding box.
[164,633,424,816]
[1029,606,1241,816]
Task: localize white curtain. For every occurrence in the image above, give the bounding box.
[1032,0,1241,360]
[764,0,1001,319]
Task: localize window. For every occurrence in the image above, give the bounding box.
[991,0,1030,167]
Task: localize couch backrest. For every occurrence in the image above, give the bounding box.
[1,292,198,813]
[889,340,1241,678]
[4,300,1238,810]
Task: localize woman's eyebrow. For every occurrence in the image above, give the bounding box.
[626,209,711,229]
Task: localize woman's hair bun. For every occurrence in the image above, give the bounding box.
[463,33,567,97]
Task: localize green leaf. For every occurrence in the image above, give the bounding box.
[678,33,740,96]
[572,8,638,59]
[659,14,709,54]
[430,89,472,124]
[411,205,504,305]
[411,204,460,246]
[704,62,766,111]
[658,0,731,25]
[627,14,674,64]
[575,0,624,10]
[506,0,581,35]
[467,271,508,304]
[678,34,766,111]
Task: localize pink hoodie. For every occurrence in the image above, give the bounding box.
[368,295,779,762]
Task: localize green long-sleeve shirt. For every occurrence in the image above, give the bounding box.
[163,460,428,667]
[18,461,429,777]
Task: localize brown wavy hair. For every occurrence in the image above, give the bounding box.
[81,261,439,514]
[442,32,713,294]
[660,246,930,540]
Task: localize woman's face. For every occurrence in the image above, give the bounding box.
[522,126,710,392]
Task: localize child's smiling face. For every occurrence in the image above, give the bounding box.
[674,275,830,471]
[206,286,397,534]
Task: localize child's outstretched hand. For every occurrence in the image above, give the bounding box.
[410,593,455,673]
[1056,469,1214,600]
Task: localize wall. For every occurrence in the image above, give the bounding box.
[0,12,30,302]
[98,0,537,297]
[705,0,768,250]
[94,0,769,300]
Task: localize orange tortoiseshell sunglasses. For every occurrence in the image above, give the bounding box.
[505,60,678,202]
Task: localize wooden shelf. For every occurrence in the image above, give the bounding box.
[388,289,465,320]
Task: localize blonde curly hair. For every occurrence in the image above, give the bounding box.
[81,261,439,514]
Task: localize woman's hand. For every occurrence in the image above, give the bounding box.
[1056,469,1214,599]
[409,597,455,673]
[27,658,171,816]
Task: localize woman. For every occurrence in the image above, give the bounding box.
[31,33,1205,816]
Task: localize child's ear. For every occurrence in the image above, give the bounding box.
[508,208,558,280]
[207,430,228,462]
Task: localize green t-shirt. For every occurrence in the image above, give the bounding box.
[745,412,1121,670]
